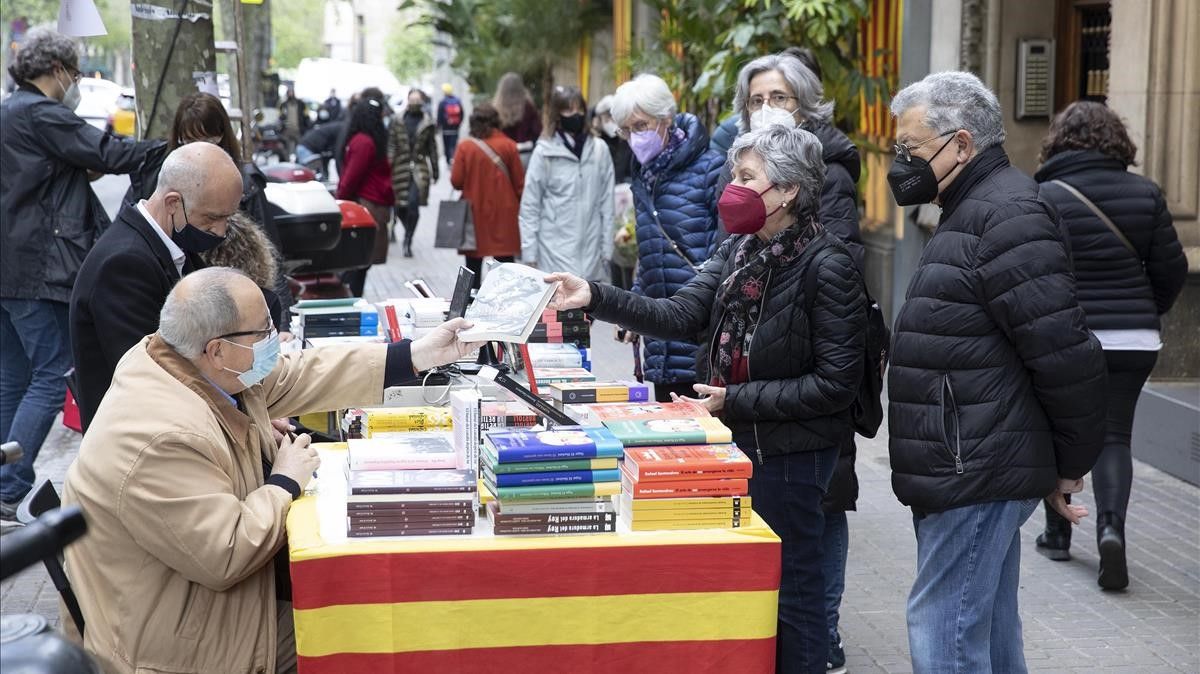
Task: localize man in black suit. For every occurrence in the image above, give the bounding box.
[70,143,244,430]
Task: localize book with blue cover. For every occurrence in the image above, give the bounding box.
[487,468,621,487]
[483,426,624,463]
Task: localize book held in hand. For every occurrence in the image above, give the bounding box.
[458,263,559,343]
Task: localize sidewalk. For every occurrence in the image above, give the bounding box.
[3,172,1197,673]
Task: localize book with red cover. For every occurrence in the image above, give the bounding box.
[623,445,753,482]
[620,468,748,499]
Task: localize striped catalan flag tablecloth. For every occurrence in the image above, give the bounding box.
[287,446,781,673]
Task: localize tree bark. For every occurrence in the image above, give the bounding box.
[131,1,216,140]
[219,0,271,115]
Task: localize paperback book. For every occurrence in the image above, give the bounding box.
[483,426,624,463]
[459,263,559,343]
[623,445,753,481]
[483,466,621,487]
[347,432,458,471]
[486,480,621,502]
[603,417,733,447]
[347,468,476,496]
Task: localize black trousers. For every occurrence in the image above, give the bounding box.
[397,182,420,239]
[1092,349,1158,525]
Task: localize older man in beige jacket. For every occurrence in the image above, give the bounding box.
[62,268,480,674]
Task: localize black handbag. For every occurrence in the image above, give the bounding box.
[434,195,475,249]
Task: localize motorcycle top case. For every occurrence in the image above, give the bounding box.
[264,181,342,255]
[291,200,378,275]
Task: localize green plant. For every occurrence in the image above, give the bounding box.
[386,17,434,82]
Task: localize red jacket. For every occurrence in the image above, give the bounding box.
[337,133,394,206]
[450,131,524,257]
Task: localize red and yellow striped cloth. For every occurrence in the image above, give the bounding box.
[287,455,782,673]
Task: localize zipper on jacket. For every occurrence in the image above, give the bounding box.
[748,270,772,465]
[939,374,964,474]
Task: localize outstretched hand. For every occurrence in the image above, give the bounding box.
[543,273,592,311]
[670,383,726,414]
[411,317,485,372]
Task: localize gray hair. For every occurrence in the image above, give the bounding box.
[159,267,246,360]
[7,28,79,82]
[611,74,677,127]
[890,71,1006,151]
[153,146,205,204]
[733,53,833,132]
[728,125,826,219]
[594,94,615,116]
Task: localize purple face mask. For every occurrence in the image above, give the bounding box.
[630,124,666,164]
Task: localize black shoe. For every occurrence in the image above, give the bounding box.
[1097,513,1128,590]
[1035,501,1072,561]
[827,636,846,674]
[403,241,413,258]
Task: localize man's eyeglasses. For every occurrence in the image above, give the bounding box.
[893,130,956,162]
[746,93,799,112]
[217,327,276,342]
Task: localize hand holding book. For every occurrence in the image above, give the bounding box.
[412,317,487,372]
[543,272,592,311]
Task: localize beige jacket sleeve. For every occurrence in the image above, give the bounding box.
[261,343,388,419]
[118,431,293,592]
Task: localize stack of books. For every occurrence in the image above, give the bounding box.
[342,406,454,439]
[344,434,477,537]
[529,367,596,385]
[526,342,591,371]
[482,426,624,535]
[602,416,753,531]
[292,302,379,340]
[450,391,540,479]
[549,381,650,408]
[529,309,591,347]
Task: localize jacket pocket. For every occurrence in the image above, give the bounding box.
[940,374,964,474]
[44,215,94,291]
[175,582,214,641]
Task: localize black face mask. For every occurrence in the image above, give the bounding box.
[887,133,958,206]
[170,195,226,253]
[559,113,586,135]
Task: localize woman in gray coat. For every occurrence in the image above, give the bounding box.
[519,86,615,282]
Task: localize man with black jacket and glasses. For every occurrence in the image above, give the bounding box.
[885,71,1106,673]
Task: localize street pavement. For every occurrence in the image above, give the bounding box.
[2,170,1197,673]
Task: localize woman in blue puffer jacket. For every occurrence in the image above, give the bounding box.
[610,74,724,400]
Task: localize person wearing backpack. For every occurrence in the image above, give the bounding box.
[544,125,868,674]
[437,83,464,167]
[1032,101,1187,590]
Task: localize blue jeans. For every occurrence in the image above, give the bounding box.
[0,299,72,503]
[749,447,838,674]
[907,498,1040,674]
[822,510,849,644]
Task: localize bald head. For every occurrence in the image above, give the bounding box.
[149,142,243,238]
[159,267,266,361]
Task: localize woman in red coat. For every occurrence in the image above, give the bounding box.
[336,96,395,296]
[450,103,525,287]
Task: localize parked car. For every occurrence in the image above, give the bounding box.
[106,90,136,137]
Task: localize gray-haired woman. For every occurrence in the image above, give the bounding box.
[0,28,156,513]
[545,125,868,674]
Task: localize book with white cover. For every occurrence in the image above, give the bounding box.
[459,263,559,343]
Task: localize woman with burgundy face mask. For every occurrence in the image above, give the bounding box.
[543,125,868,674]
[607,73,725,402]
[518,86,615,283]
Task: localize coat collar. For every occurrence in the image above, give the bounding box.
[146,334,252,444]
[117,203,204,280]
[939,145,1010,221]
[1033,149,1126,182]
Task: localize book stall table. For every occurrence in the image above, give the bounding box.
[287,445,782,673]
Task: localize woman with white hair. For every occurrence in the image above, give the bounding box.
[609,73,724,401]
[0,28,157,515]
[545,125,868,674]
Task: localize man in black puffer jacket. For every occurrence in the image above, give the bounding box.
[886,72,1106,673]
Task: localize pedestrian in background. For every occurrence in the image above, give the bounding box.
[1033,100,1188,590]
[323,88,342,121]
[520,86,614,282]
[0,28,157,515]
[610,73,723,402]
[389,88,439,257]
[494,72,542,168]
[450,103,524,288]
[337,98,395,297]
[278,86,310,161]
[437,83,465,167]
[886,71,1107,673]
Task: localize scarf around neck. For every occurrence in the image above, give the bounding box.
[710,216,821,386]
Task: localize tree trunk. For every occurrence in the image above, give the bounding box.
[219,0,271,115]
[131,1,216,140]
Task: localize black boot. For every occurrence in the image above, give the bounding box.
[1097,512,1128,590]
[403,232,413,258]
[1035,501,1072,561]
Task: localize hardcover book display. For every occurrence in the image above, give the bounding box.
[482,426,625,535]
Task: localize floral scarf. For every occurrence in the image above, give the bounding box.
[711,217,821,386]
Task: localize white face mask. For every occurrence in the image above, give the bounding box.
[601,120,619,138]
[749,102,797,132]
[57,71,81,111]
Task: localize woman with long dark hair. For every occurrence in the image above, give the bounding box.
[1032,101,1187,590]
[337,97,395,296]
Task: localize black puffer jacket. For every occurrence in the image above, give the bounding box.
[1,83,153,303]
[1034,150,1187,331]
[717,121,864,270]
[589,230,867,458]
[889,146,1107,514]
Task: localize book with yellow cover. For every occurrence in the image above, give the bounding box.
[620,511,753,531]
[618,493,751,514]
